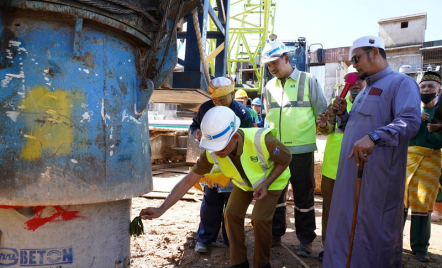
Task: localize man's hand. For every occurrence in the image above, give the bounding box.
[253,183,269,201]
[140,207,165,220]
[428,123,442,133]
[316,110,329,128]
[332,97,347,115]
[196,129,202,141]
[348,135,375,167]
[421,112,430,122]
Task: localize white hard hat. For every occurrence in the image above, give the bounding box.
[261,41,289,63]
[350,36,385,56]
[344,66,359,78]
[200,106,240,151]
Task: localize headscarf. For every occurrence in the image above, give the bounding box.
[209,77,234,97]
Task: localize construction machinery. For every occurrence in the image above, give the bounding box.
[0,0,199,267]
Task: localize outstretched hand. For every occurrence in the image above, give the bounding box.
[140,207,164,220]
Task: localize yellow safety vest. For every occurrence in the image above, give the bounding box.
[321,97,353,180]
[206,128,290,191]
[265,72,316,147]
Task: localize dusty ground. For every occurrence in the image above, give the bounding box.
[129,169,442,268]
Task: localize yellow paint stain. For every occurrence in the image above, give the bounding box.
[20,85,84,160]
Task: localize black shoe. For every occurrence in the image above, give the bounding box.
[318,251,324,262]
[229,260,249,268]
[271,236,281,247]
[416,251,430,262]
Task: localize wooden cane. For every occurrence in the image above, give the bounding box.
[346,161,364,268]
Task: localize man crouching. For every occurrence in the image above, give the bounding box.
[140,106,291,268]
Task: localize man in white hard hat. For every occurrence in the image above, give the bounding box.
[189,77,254,253]
[323,36,421,267]
[315,66,366,261]
[261,40,327,257]
[141,106,292,268]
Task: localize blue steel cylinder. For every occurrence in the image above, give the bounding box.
[0,2,181,206]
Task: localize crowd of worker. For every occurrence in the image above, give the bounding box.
[140,35,442,268]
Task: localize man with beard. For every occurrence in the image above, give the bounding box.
[315,66,366,261]
[323,36,421,267]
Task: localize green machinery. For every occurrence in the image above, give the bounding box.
[206,0,276,95]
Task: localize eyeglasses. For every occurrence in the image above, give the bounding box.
[350,48,373,64]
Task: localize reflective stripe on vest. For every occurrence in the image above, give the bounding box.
[206,128,290,191]
[267,72,310,108]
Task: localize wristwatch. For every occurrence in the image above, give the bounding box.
[367,131,381,145]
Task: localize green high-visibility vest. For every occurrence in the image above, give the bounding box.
[321,97,353,180]
[206,128,290,191]
[265,72,316,147]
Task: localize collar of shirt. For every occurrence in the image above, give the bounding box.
[365,66,393,86]
[288,68,299,81]
[278,68,298,84]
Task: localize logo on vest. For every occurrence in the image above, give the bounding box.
[250,156,258,162]
[290,85,295,88]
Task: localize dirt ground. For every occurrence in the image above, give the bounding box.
[129,169,442,268]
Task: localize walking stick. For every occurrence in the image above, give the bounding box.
[346,161,364,268]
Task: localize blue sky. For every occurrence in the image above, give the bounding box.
[273,0,442,49]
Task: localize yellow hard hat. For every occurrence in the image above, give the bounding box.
[235,89,248,99]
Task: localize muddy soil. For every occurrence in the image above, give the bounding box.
[130,191,442,268]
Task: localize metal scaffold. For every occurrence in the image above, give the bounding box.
[224,0,276,93]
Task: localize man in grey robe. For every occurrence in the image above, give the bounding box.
[322,36,421,267]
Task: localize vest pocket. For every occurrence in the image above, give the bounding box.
[358,95,381,116]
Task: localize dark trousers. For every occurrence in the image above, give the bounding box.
[196,185,230,245]
[321,175,335,246]
[403,209,432,252]
[272,152,316,244]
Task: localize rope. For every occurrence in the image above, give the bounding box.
[155,0,185,81]
[74,0,159,24]
[74,0,134,14]
[192,9,211,84]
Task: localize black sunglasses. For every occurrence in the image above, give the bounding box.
[350,48,374,64]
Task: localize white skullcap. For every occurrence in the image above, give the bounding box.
[350,36,385,55]
[211,77,232,87]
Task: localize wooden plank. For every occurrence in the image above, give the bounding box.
[150,88,210,104]
[160,167,191,174]
[151,162,190,171]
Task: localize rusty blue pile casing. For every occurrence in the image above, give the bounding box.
[0,0,200,206]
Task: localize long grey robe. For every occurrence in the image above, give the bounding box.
[323,66,421,267]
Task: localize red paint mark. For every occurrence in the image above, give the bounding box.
[0,205,24,209]
[25,206,83,231]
